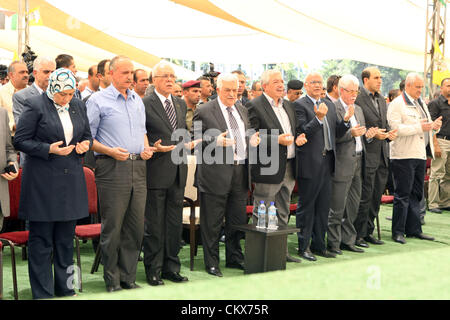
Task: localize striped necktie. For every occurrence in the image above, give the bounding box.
[226,107,245,159]
[164,99,177,130]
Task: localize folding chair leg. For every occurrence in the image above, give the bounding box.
[91,242,101,274]
[75,237,83,292]
[189,220,195,271]
[21,247,27,261]
[376,215,381,240]
[0,246,3,300]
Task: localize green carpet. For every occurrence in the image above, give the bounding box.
[1,204,449,300]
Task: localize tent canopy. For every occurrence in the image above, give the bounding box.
[0,0,448,74]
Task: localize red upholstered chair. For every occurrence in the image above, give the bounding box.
[424,158,432,200]
[0,169,28,300]
[74,167,100,292]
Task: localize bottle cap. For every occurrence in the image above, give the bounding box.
[260,200,264,204]
[270,202,275,205]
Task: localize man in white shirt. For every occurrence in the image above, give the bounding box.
[388,72,442,244]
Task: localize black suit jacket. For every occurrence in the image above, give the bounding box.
[355,89,390,168]
[192,98,251,195]
[246,94,299,184]
[142,92,188,189]
[294,96,349,179]
[14,93,92,221]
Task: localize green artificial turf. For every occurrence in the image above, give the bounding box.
[1,204,449,300]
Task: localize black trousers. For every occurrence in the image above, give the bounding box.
[391,159,425,237]
[296,151,333,253]
[200,165,248,269]
[143,175,184,277]
[28,220,77,299]
[354,153,389,238]
[95,158,146,287]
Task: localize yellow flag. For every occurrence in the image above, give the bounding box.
[28,7,43,26]
[12,50,19,61]
[433,39,450,86]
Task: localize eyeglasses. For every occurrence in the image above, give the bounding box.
[342,88,360,95]
[307,81,322,85]
[154,74,176,80]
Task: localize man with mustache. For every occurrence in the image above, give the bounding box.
[0,61,29,133]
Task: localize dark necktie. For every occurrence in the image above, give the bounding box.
[370,93,380,114]
[164,99,177,130]
[226,107,245,158]
[317,100,332,151]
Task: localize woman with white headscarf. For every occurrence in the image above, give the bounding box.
[14,68,92,299]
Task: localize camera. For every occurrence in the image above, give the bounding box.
[0,64,7,82]
[203,62,220,89]
[22,45,37,84]
[3,163,17,174]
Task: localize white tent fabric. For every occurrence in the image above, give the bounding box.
[1,0,448,73]
[45,0,445,72]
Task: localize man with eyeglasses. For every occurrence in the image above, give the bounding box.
[286,79,303,103]
[353,67,398,248]
[327,75,379,255]
[141,60,190,286]
[294,72,353,261]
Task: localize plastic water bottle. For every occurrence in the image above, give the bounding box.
[267,202,278,230]
[256,201,267,229]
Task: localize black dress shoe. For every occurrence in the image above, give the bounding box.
[364,235,384,245]
[355,238,369,248]
[312,249,337,258]
[327,247,343,255]
[120,282,141,289]
[106,285,123,293]
[299,250,317,261]
[206,267,223,277]
[147,275,164,286]
[392,234,406,244]
[407,233,435,241]
[341,244,364,253]
[286,254,302,263]
[225,261,245,270]
[428,208,442,214]
[161,272,189,283]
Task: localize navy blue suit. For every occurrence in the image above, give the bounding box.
[14,93,92,299]
[294,96,349,253]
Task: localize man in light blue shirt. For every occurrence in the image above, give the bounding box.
[87,55,154,293]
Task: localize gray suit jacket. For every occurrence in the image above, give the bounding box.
[0,107,18,217]
[333,99,366,181]
[13,84,40,125]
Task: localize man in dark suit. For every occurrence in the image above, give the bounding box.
[246,70,307,263]
[142,61,189,286]
[232,70,249,106]
[192,73,260,277]
[353,67,398,247]
[294,72,353,261]
[328,75,378,254]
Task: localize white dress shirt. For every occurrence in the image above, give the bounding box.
[55,103,73,145]
[339,98,362,153]
[218,97,247,161]
[264,93,295,159]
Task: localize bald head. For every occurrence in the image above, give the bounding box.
[110,55,134,94]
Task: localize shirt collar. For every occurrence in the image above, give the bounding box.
[263,92,283,107]
[363,85,379,98]
[218,97,236,112]
[154,88,173,106]
[404,91,418,105]
[326,92,337,103]
[33,81,44,94]
[109,84,135,101]
[306,94,320,105]
[339,97,349,109]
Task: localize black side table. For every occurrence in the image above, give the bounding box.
[233,224,300,274]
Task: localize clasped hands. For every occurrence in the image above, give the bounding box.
[216,131,261,147]
[421,116,442,132]
[49,140,91,156]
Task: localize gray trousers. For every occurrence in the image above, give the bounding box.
[252,160,296,255]
[95,157,146,287]
[328,155,362,249]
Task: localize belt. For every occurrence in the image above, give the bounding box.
[437,134,450,140]
[355,151,363,156]
[233,159,246,165]
[96,153,142,161]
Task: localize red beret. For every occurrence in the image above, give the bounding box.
[182,80,201,89]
